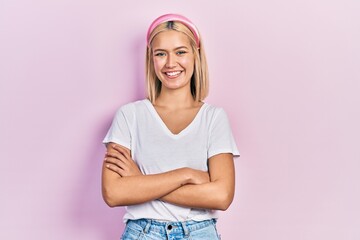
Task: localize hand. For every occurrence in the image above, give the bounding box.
[104,144,143,177]
[187,169,210,185]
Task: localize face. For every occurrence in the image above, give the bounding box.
[151,30,195,93]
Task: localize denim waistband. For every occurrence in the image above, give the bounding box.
[126,218,217,237]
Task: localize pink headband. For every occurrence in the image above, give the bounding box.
[146,13,200,47]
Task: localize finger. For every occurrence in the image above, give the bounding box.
[105,163,125,176]
[112,145,131,159]
[106,161,137,177]
[105,153,132,169]
[112,146,131,161]
[106,146,131,160]
[105,151,126,161]
[106,148,120,155]
[104,156,128,170]
[107,155,132,171]
[106,151,133,167]
[105,153,134,170]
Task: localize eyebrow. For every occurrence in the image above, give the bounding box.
[153,46,189,52]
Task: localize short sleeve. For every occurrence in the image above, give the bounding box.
[102,108,131,149]
[208,108,240,159]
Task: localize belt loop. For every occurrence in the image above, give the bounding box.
[143,219,151,234]
[181,221,189,237]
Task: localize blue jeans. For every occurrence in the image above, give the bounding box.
[121,218,221,240]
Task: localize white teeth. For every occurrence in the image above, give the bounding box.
[166,71,181,76]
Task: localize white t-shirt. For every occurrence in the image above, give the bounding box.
[103,99,239,222]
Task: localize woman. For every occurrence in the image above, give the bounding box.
[102,13,239,240]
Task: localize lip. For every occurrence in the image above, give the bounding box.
[163,70,183,78]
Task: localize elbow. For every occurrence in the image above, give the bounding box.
[102,187,123,208]
[102,189,116,207]
[217,200,232,211]
[215,190,234,211]
[103,197,117,208]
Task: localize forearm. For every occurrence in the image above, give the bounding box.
[102,165,192,207]
[160,153,236,211]
[102,143,210,207]
[160,179,234,211]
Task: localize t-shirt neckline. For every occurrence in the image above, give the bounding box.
[143,99,207,138]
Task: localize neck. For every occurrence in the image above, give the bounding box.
[154,88,198,109]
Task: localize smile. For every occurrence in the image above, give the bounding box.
[165,71,182,77]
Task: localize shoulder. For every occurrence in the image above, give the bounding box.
[201,103,232,131]
[115,99,149,114]
[111,99,150,123]
[202,102,228,120]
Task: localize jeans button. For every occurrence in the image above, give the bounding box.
[167,225,172,230]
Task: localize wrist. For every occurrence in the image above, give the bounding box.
[179,167,192,185]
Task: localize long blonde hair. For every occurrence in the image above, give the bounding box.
[146,21,209,103]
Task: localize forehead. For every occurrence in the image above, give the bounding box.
[151,30,191,50]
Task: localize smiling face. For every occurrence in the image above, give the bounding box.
[151,30,195,93]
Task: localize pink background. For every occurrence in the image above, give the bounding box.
[1,0,359,239]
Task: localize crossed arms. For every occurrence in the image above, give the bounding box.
[101,143,235,211]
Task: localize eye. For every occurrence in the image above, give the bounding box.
[154,52,166,57]
[176,50,187,55]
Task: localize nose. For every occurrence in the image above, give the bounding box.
[165,53,177,68]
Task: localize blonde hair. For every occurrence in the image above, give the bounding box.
[146,21,209,103]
